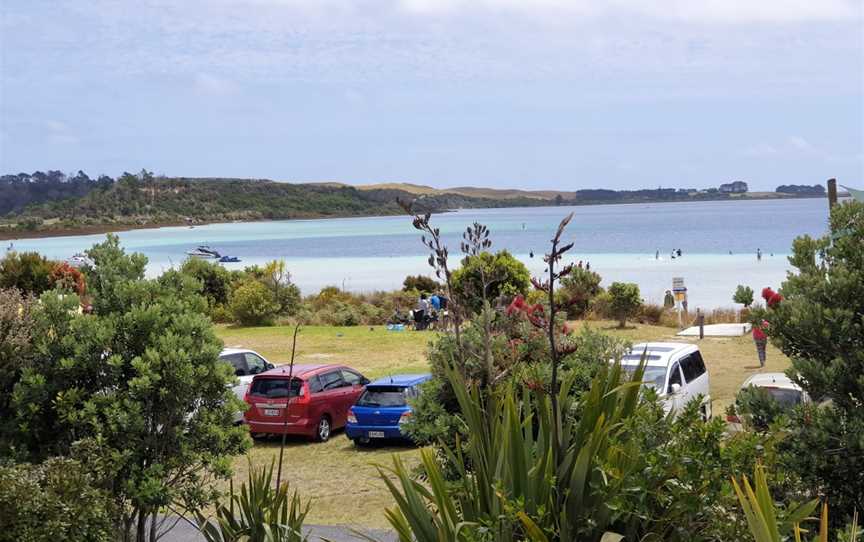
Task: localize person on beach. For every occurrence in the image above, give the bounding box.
[757,248,762,261]
[664,290,675,309]
[752,319,769,367]
[677,248,682,257]
[656,249,660,260]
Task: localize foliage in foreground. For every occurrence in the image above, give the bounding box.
[758,200,864,524]
[733,464,860,542]
[0,457,115,542]
[0,235,250,542]
[196,461,309,542]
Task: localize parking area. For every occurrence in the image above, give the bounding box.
[215,321,791,528]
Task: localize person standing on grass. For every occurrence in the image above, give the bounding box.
[752,319,769,367]
[414,293,429,330]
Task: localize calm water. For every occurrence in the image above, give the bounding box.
[9,198,829,309]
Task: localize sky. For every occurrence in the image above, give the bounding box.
[1,0,862,191]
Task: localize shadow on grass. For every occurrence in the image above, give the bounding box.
[249,430,417,453]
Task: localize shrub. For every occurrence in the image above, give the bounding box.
[0,251,55,295]
[559,266,602,318]
[180,258,233,307]
[230,280,280,326]
[451,250,530,314]
[733,284,754,307]
[760,201,864,523]
[733,386,787,432]
[0,457,115,542]
[607,282,642,328]
[637,302,666,324]
[402,274,440,294]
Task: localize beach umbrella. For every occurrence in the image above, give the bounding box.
[841,185,864,202]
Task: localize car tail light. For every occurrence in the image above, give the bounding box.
[347,410,357,424]
[296,382,311,404]
[398,411,412,424]
[726,414,740,423]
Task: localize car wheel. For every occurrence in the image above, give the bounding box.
[315,416,331,442]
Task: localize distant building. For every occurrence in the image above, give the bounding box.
[719,181,749,194]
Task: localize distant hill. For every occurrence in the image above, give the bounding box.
[0,172,545,238]
[355,182,572,200]
[0,170,828,239]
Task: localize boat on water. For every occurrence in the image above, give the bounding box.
[219,256,241,263]
[67,252,90,267]
[186,245,221,258]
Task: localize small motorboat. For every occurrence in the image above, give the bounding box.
[186,245,221,258]
[219,255,241,263]
[67,252,90,267]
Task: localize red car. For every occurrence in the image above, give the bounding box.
[244,364,369,442]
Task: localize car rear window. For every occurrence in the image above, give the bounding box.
[356,386,408,407]
[250,377,303,398]
[621,354,662,362]
[765,388,803,408]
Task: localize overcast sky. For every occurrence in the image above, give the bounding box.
[1,0,862,191]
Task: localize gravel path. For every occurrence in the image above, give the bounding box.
[158,517,397,542]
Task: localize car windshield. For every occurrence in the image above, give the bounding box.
[764,388,803,408]
[622,364,667,391]
[250,378,303,398]
[356,386,408,407]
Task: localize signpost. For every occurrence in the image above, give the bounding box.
[672,277,687,328]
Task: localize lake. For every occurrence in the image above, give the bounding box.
[8,198,830,310]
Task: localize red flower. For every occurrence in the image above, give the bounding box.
[767,293,784,308]
[506,295,526,316]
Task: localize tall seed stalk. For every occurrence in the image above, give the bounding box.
[532,212,575,460]
[399,200,465,364]
[276,323,300,490]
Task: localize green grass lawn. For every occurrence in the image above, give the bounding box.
[215,321,791,528]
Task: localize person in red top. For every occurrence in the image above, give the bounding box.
[752,320,768,367]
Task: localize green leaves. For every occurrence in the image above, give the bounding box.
[196,460,310,542]
[378,359,647,541]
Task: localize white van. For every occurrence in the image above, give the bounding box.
[616,342,712,419]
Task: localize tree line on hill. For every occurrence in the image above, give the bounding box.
[0,169,547,233]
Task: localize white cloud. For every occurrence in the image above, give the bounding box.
[44,120,79,145]
[787,135,817,153]
[396,0,859,22]
[745,136,823,158]
[193,73,238,96]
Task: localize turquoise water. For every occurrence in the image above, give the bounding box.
[8,198,829,309]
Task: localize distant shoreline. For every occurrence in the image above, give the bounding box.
[0,193,826,242]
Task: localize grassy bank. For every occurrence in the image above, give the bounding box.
[215,322,790,528]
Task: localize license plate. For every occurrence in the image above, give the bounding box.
[368,431,385,438]
[263,409,280,417]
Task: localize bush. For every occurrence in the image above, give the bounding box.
[607,282,642,328]
[451,250,530,314]
[637,303,666,324]
[733,386,787,432]
[0,251,55,295]
[0,457,115,542]
[230,280,279,326]
[733,284,754,307]
[180,258,233,307]
[559,266,602,318]
[402,275,440,294]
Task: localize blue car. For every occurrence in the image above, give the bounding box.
[345,374,432,445]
